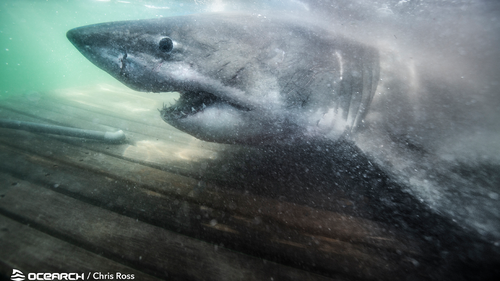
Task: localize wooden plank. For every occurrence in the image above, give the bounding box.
[0,129,200,197]
[0,94,227,174]
[0,215,161,281]
[0,172,340,281]
[0,137,427,280]
[0,96,213,151]
[0,129,420,251]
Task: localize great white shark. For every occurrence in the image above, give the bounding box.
[67,13,379,145]
[66,11,500,251]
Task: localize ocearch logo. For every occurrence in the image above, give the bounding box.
[10,269,84,281]
[11,269,25,281]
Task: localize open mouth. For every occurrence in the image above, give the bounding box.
[160,90,250,121]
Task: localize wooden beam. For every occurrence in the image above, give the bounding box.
[0,139,425,280]
[0,172,338,281]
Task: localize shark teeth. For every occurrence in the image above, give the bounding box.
[160,90,218,120]
[159,90,251,121]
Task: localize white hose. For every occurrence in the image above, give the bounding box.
[0,118,126,143]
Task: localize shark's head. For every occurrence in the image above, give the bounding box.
[67,13,379,145]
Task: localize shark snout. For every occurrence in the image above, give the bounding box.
[66,28,83,47]
[66,28,76,42]
[66,25,108,50]
[67,25,128,82]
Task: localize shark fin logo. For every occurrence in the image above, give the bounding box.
[11,269,25,281]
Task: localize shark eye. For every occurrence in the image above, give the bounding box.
[159,37,173,53]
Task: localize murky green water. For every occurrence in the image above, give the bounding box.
[0,0,202,96]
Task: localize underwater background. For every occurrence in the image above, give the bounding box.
[0,0,215,96]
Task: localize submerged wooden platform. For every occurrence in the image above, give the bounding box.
[0,84,471,280]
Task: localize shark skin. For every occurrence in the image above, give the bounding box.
[67,12,500,251]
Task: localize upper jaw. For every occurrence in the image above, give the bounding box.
[153,66,256,121]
